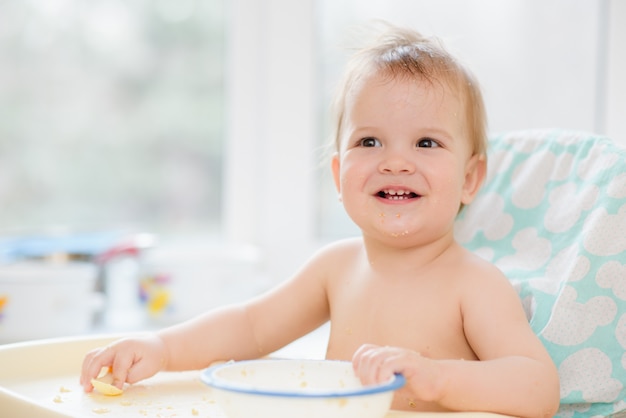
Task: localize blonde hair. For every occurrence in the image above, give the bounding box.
[331,22,488,159]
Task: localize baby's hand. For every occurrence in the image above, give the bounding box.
[352,343,443,403]
[80,334,167,393]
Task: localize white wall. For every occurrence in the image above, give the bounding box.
[317,0,617,137]
[606,0,626,145]
[224,0,317,281]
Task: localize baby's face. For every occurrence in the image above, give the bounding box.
[332,73,479,245]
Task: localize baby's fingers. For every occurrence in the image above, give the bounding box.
[81,341,137,392]
[352,344,396,385]
[110,350,134,389]
[80,346,116,392]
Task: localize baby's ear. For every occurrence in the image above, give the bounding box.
[331,152,341,193]
[461,154,487,205]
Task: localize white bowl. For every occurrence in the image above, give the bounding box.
[201,359,404,418]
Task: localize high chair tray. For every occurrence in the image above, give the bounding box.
[0,334,511,418]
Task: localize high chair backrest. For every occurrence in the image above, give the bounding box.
[455,129,626,418]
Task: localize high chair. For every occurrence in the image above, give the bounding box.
[456,129,626,417]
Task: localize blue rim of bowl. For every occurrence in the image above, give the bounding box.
[201,359,406,398]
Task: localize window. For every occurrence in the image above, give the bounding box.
[0,1,225,236]
[3,0,621,285]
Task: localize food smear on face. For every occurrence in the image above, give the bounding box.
[389,230,409,238]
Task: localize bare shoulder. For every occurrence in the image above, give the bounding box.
[455,246,528,330]
[319,236,363,253]
[310,237,364,265]
[456,247,542,359]
[314,237,367,289]
[287,237,364,291]
[458,247,513,294]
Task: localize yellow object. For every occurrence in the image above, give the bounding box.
[148,290,170,315]
[90,367,123,396]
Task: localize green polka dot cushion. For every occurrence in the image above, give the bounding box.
[455,130,626,417]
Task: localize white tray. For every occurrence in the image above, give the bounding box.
[0,334,511,418]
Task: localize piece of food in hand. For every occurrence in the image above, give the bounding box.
[90,367,123,396]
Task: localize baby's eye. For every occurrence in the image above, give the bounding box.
[417,138,439,148]
[358,137,381,147]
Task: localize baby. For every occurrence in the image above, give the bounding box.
[81,23,560,417]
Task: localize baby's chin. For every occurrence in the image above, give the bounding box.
[383,229,411,238]
[369,226,419,245]
[369,224,449,248]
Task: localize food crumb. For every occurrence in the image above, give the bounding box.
[59,386,71,393]
[120,400,133,406]
[191,408,199,416]
[92,407,111,414]
[53,395,63,403]
[299,381,308,388]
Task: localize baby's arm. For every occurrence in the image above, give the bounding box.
[80,245,333,392]
[353,268,560,418]
[453,268,560,417]
[80,304,273,392]
[353,343,558,417]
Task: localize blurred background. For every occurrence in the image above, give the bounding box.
[0,0,624,341]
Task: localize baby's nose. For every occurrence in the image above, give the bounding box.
[379,152,415,174]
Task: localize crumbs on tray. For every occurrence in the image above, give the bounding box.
[53,385,72,403]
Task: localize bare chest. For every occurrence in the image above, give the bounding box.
[325,273,476,361]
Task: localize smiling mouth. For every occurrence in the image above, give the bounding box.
[376,189,420,201]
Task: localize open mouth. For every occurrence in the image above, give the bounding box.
[376,189,420,201]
